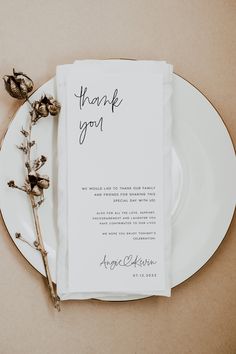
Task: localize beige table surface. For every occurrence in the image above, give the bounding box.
[0,1,235,353]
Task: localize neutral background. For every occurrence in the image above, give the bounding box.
[0,1,235,353]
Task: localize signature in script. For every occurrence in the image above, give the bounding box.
[99,254,157,270]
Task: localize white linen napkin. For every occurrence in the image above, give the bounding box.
[56,60,173,300]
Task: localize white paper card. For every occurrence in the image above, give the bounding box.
[56,60,172,299]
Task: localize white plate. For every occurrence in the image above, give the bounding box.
[0,74,235,301]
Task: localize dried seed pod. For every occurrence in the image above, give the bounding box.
[2,69,33,99]
[37,103,48,117]
[32,100,48,118]
[28,169,38,188]
[19,81,28,97]
[3,76,22,99]
[37,178,50,189]
[7,180,16,188]
[31,95,60,121]
[13,69,33,92]
[31,185,42,196]
[33,101,40,110]
[48,101,61,116]
[37,175,50,189]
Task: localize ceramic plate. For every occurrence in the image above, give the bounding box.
[0,74,235,301]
